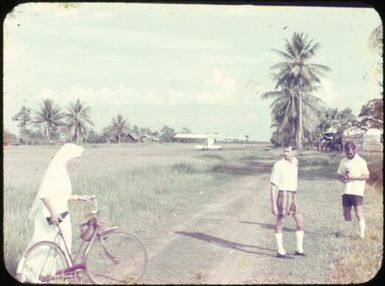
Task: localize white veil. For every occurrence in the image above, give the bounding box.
[28,143,84,220]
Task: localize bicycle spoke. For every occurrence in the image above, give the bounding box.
[86,231,148,284]
[18,241,70,284]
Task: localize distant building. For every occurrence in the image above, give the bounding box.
[121,132,139,143]
[342,126,383,151]
[139,134,159,143]
[174,133,221,150]
[358,115,383,129]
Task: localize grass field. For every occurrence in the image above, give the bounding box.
[3,143,383,283]
[296,150,383,283]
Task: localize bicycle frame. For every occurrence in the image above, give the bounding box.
[42,197,115,282]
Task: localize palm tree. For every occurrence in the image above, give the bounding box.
[263,84,326,145]
[34,99,64,142]
[368,25,383,88]
[64,99,94,143]
[111,114,129,143]
[263,32,331,148]
[369,25,382,53]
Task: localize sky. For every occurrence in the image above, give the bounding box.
[3,3,382,141]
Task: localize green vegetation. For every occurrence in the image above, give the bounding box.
[260,30,382,149]
[3,144,382,283]
[3,144,256,276]
[34,98,65,142]
[298,150,383,283]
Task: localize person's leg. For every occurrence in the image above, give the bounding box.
[343,207,352,221]
[275,215,286,255]
[354,203,365,238]
[342,195,353,221]
[274,191,286,255]
[293,213,305,254]
[341,194,355,236]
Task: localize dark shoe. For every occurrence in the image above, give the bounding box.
[276,253,294,259]
[294,251,306,256]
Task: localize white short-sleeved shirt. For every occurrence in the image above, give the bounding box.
[337,153,370,196]
[270,157,298,192]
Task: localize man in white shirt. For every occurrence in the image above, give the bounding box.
[337,141,370,238]
[270,140,305,258]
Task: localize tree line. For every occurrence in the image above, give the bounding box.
[4,98,186,145]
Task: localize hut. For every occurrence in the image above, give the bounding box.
[342,126,383,151]
[121,132,139,143]
[139,134,159,143]
[363,128,383,151]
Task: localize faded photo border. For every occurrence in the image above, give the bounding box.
[2,1,383,284]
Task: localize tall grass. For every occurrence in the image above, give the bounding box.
[3,144,258,277]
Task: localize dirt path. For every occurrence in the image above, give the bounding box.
[140,172,330,284]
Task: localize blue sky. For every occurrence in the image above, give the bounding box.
[3,3,382,141]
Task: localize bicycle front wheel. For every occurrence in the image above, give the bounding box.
[86,231,148,284]
[17,241,70,284]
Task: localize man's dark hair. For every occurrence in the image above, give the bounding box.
[283,139,297,150]
[344,141,356,151]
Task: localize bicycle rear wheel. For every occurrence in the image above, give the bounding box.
[17,241,70,284]
[86,231,148,284]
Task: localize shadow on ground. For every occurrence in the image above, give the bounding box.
[209,161,272,176]
[240,221,320,236]
[239,221,296,232]
[298,166,339,181]
[174,231,276,258]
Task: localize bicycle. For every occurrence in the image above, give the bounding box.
[16,196,148,284]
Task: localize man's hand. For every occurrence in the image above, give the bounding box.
[339,175,348,183]
[288,202,297,215]
[272,205,278,216]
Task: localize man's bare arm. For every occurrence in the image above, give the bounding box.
[346,174,370,181]
[270,183,279,216]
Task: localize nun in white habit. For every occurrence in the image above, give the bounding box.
[16,143,93,282]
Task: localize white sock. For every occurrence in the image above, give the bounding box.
[295,230,304,253]
[359,219,366,238]
[274,232,286,255]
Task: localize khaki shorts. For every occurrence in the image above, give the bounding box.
[277,190,300,216]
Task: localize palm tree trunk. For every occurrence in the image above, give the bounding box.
[46,127,51,144]
[44,122,50,144]
[74,124,79,143]
[77,127,80,143]
[298,91,303,149]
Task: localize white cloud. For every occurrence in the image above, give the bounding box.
[167,89,193,104]
[195,69,237,104]
[314,79,341,107]
[212,69,236,91]
[24,69,243,109]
